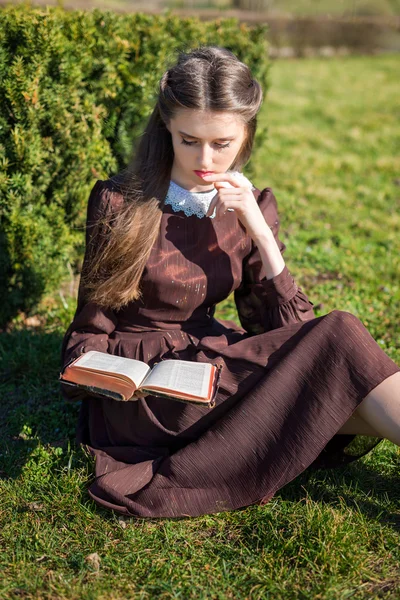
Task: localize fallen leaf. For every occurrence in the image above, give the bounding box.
[36,555,47,563]
[28,502,45,512]
[85,552,101,573]
[24,316,42,328]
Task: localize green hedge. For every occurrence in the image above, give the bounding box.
[0,5,270,327]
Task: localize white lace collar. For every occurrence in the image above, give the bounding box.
[164,171,255,219]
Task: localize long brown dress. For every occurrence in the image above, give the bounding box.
[60,177,400,518]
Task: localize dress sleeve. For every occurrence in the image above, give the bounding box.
[60,179,120,400]
[234,187,316,335]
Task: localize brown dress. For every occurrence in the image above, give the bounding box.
[60,178,400,518]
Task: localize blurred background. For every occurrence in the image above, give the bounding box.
[4,0,400,55]
[6,0,400,15]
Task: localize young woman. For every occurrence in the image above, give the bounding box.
[61,45,400,518]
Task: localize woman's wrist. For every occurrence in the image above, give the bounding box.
[253,228,286,280]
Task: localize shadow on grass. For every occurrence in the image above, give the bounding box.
[0,328,80,479]
[277,459,400,532]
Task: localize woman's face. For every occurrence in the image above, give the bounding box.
[166,109,247,192]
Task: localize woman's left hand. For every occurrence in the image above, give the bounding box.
[204,172,271,242]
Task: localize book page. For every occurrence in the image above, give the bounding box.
[73,351,151,388]
[141,360,211,398]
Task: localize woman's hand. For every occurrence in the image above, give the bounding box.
[204,172,271,243]
[204,172,286,279]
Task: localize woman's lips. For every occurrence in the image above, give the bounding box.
[194,170,214,178]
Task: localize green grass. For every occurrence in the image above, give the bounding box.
[1,55,399,599]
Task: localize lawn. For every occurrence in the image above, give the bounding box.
[1,54,399,599]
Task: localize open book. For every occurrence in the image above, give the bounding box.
[60,350,222,408]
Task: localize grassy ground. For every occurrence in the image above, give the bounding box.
[1,55,399,599]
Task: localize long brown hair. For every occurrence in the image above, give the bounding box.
[82,45,263,310]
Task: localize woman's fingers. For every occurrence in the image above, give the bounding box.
[206,189,249,219]
[206,195,242,218]
[202,172,242,188]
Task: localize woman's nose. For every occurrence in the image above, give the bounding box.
[198,144,214,168]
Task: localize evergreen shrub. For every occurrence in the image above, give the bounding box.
[0,4,270,326]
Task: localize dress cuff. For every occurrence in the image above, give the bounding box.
[258,264,299,306]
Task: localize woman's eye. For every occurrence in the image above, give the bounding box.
[180,139,231,149]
